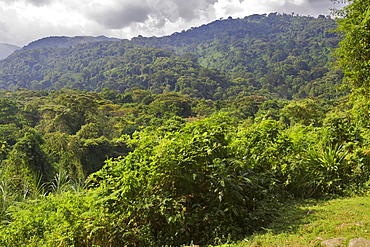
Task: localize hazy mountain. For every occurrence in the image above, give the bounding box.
[0,43,20,60]
[22,36,120,51]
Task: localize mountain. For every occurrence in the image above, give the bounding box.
[0,43,20,60]
[0,44,230,99]
[22,35,119,50]
[0,14,344,100]
[131,13,343,99]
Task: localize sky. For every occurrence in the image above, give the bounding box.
[0,0,345,47]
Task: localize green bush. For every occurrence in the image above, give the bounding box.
[1,115,370,246]
[87,114,273,245]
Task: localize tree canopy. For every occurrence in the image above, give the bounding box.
[0,14,345,100]
[335,0,370,93]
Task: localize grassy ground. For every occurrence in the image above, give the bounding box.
[218,196,370,247]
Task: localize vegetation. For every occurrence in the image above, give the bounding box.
[227,196,370,246]
[335,0,370,94]
[134,13,344,99]
[0,87,368,246]
[0,14,344,99]
[0,1,368,245]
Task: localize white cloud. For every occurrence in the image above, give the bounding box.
[213,0,335,18]
[0,0,344,46]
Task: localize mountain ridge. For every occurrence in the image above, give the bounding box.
[0,14,343,100]
[0,43,20,60]
[21,35,120,51]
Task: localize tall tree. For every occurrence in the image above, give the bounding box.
[4,129,52,197]
[335,0,370,126]
[335,0,370,94]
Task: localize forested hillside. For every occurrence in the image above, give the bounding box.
[22,36,119,51]
[0,45,230,99]
[133,13,343,99]
[0,14,344,100]
[0,4,369,246]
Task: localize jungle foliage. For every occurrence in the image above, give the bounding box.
[0,86,368,246]
[0,14,344,100]
[0,4,369,246]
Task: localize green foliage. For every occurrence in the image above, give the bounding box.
[232,95,267,118]
[335,0,370,94]
[43,132,85,181]
[0,44,230,99]
[0,99,19,125]
[0,108,369,245]
[2,7,370,246]
[46,92,101,134]
[0,15,345,100]
[0,124,20,146]
[133,14,344,99]
[83,115,270,245]
[0,192,93,247]
[3,129,53,198]
[231,116,370,199]
[232,196,370,246]
[280,99,326,126]
[148,92,192,118]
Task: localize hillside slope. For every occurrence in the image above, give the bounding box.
[0,44,229,99]
[132,14,343,99]
[21,35,119,50]
[0,43,20,60]
[0,14,344,99]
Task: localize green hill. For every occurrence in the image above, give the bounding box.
[22,35,119,50]
[0,14,344,100]
[0,44,229,99]
[132,14,343,99]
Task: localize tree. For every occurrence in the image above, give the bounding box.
[47,92,101,134]
[149,92,192,118]
[0,99,19,125]
[233,95,267,118]
[280,99,325,126]
[334,0,370,127]
[335,0,370,94]
[4,129,53,197]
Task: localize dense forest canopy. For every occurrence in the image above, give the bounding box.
[0,14,344,100]
[0,4,370,246]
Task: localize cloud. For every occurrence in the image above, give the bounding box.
[85,0,216,29]
[0,17,8,33]
[0,0,52,6]
[81,0,218,38]
[152,0,214,23]
[27,0,52,7]
[86,2,151,29]
[0,0,345,46]
[213,0,340,18]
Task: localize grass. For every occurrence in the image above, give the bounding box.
[217,196,370,247]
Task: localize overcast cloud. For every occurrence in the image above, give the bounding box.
[0,0,345,46]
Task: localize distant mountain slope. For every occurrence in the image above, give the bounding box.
[0,43,20,60]
[22,36,119,50]
[0,43,230,99]
[131,13,343,99]
[0,14,345,100]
